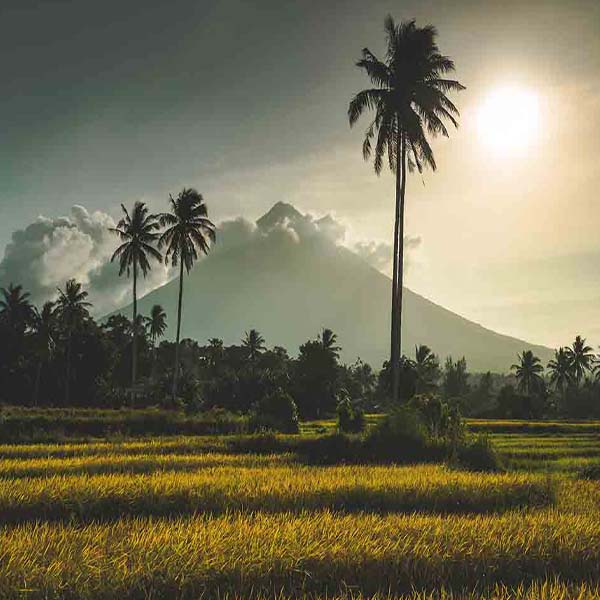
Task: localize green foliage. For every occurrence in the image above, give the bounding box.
[443,356,469,400]
[336,394,365,433]
[577,463,600,480]
[249,389,299,434]
[456,435,504,472]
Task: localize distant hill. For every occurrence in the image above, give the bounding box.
[113,202,554,372]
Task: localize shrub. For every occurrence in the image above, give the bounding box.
[227,432,290,454]
[578,463,600,480]
[249,389,299,434]
[456,435,503,472]
[295,433,363,464]
[362,405,443,463]
[336,396,365,433]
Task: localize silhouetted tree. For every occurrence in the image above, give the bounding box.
[243,329,266,361]
[146,304,167,379]
[0,283,33,335]
[511,350,544,397]
[376,356,417,404]
[30,301,56,406]
[110,202,162,388]
[566,335,594,386]
[320,328,340,359]
[547,347,572,401]
[414,344,439,393]
[294,336,340,419]
[55,279,91,404]
[443,357,469,400]
[349,16,464,403]
[159,188,216,399]
[206,338,224,371]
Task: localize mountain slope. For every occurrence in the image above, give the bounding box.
[115,203,554,372]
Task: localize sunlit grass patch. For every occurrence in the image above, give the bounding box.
[0,464,554,524]
[0,510,598,599]
[0,435,228,460]
[0,452,291,479]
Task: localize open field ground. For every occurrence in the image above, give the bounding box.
[0,417,599,598]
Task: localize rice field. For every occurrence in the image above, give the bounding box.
[0,421,598,598]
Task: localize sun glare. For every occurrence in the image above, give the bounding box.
[477,86,540,155]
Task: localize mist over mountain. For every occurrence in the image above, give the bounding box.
[114,202,554,372]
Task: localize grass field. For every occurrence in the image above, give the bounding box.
[0,419,598,598]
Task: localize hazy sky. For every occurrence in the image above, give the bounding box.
[1,0,599,348]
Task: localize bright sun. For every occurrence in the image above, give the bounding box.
[477,86,540,154]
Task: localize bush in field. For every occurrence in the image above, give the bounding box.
[456,435,503,472]
[336,394,365,433]
[578,463,600,480]
[249,389,299,434]
[363,405,441,462]
[409,394,448,437]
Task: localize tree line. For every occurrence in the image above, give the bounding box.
[2,269,599,422]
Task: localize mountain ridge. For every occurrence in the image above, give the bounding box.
[112,203,554,372]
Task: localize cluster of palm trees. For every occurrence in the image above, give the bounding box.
[110,187,215,397]
[0,277,171,406]
[512,336,598,398]
[0,280,91,404]
[0,188,215,403]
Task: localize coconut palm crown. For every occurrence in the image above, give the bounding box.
[511,350,544,396]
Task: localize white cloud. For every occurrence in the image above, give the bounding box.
[0,206,171,315]
[0,202,422,316]
[353,235,422,274]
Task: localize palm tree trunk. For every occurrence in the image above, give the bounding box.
[391,134,401,403]
[391,130,406,403]
[132,259,138,389]
[33,361,42,407]
[172,260,185,399]
[65,333,71,405]
[152,338,158,382]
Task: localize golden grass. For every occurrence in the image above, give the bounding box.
[0,427,596,598]
[0,451,290,478]
[0,435,227,460]
[0,464,553,523]
[0,510,599,599]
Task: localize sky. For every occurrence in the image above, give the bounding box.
[1,0,599,348]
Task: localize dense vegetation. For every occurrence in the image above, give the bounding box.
[2,284,600,425]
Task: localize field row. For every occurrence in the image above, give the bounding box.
[0,464,554,524]
[1,511,599,599]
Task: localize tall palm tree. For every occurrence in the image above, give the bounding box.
[55,279,91,405]
[110,202,162,387]
[547,347,572,402]
[146,304,167,379]
[414,344,439,393]
[511,350,544,396]
[0,283,34,334]
[320,328,340,359]
[159,188,216,398]
[349,16,464,403]
[30,302,56,406]
[565,335,594,386]
[243,329,266,361]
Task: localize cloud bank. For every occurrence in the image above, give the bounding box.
[0,202,421,316]
[0,206,171,315]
